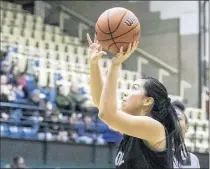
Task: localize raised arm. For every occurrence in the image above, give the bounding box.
[87,34,107,108]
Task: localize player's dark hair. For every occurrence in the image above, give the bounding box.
[172,100,189,125]
[142,77,188,168]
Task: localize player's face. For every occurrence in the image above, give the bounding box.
[176,108,188,138]
[121,79,149,115]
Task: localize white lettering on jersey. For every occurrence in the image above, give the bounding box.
[115,151,125,166]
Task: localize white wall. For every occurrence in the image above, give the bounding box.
[149,1,199,35]
[150,1,209,61]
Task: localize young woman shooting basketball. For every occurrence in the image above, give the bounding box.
[87,33,188,169]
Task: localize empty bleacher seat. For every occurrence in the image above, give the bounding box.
[185,108,207,120]
[63,35,71,44]
[22,28,33,37]
[26,39,37,48]
[37,41,46,50]
[15,12,24,21]
[32,30,43,40]
[33,20,43,30]
[34,15,44,24]
[0,1,7,9]
[43,32,53,41]
[53,34,62,43]
[16,36,27,46]
[54,26,61,34]
[0,9,5,20]
[25,13,34,23]
[71,37,80,44]
[1,25,11,35]
[56,44,66,52]
[46,42,56,50]
[11,27,22,35]
[119,70,127,80]
[44,25,54,33]
[4,10,14,20]
[13,18,24,27]
[24,20,34,30]
[195,138,208,153]
[5,2,22,11]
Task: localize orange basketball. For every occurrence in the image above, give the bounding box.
[95,7,141,53]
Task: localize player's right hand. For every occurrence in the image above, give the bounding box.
[87,33,107,63]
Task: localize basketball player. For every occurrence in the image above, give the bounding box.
[87,33,188,169]
[172,100,200,168]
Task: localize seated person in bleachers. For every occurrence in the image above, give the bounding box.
[12,82,27,103]
[0,51,5,61]
[0,74,15,102]
[172,100,200,168]
[56,85,74,110]
[1,61,18,85]
[76,115,105,145]
[69,112,83,126]
[29,89,46,108]
[69,131,79,143]
[57,125,68,142]
[97,120,122,144]
[68,83,93,112]
[0,60,11,76]
[5,155,27,168]
[50,109,63,123]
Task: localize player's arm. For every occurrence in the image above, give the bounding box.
[87,34,106,108]
[90,61,104,108]
[99,43,165,146]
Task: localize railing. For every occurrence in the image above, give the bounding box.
[0,102,120,166]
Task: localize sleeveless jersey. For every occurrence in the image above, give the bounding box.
[115,133,171,169]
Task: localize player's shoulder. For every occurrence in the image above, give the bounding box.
[189,152,199,160]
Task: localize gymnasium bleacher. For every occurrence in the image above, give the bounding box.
[0,1,209,167]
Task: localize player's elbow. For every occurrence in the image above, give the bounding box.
[98,111,105,120]
[99,103,116,117]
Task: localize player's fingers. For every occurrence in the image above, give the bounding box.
[133,41,137,50]
[94,34,97,43]
[135,41,139,48]
[98,51,107,56]
[126,43,132,54]
[96,44,101,50]
[120,46,124,53]
[87,33,92,45]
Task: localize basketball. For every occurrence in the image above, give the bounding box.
[95,7,141,53]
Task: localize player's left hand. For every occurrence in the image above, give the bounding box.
[112,41,139,66]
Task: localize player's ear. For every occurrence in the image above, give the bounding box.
[185,123,189,133]
[143,97,154,107]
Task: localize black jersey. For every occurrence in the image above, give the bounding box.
[115,132,171,169]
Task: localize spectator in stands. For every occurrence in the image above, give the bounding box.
[69,131,79,143]
[29,89,46,108]
[50,109,63,123]
[0,60,11,75]
[0,74,15,101]
[56,85,74,110]
[12,82,27,103]
[57,125,68,142]
[68,83,92,112]
[0,51,5,61]
[77,115,105,145]
[97,120,122,144]
[5,155,27,168]
[69,112,83,129]
[172,100,200,168]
